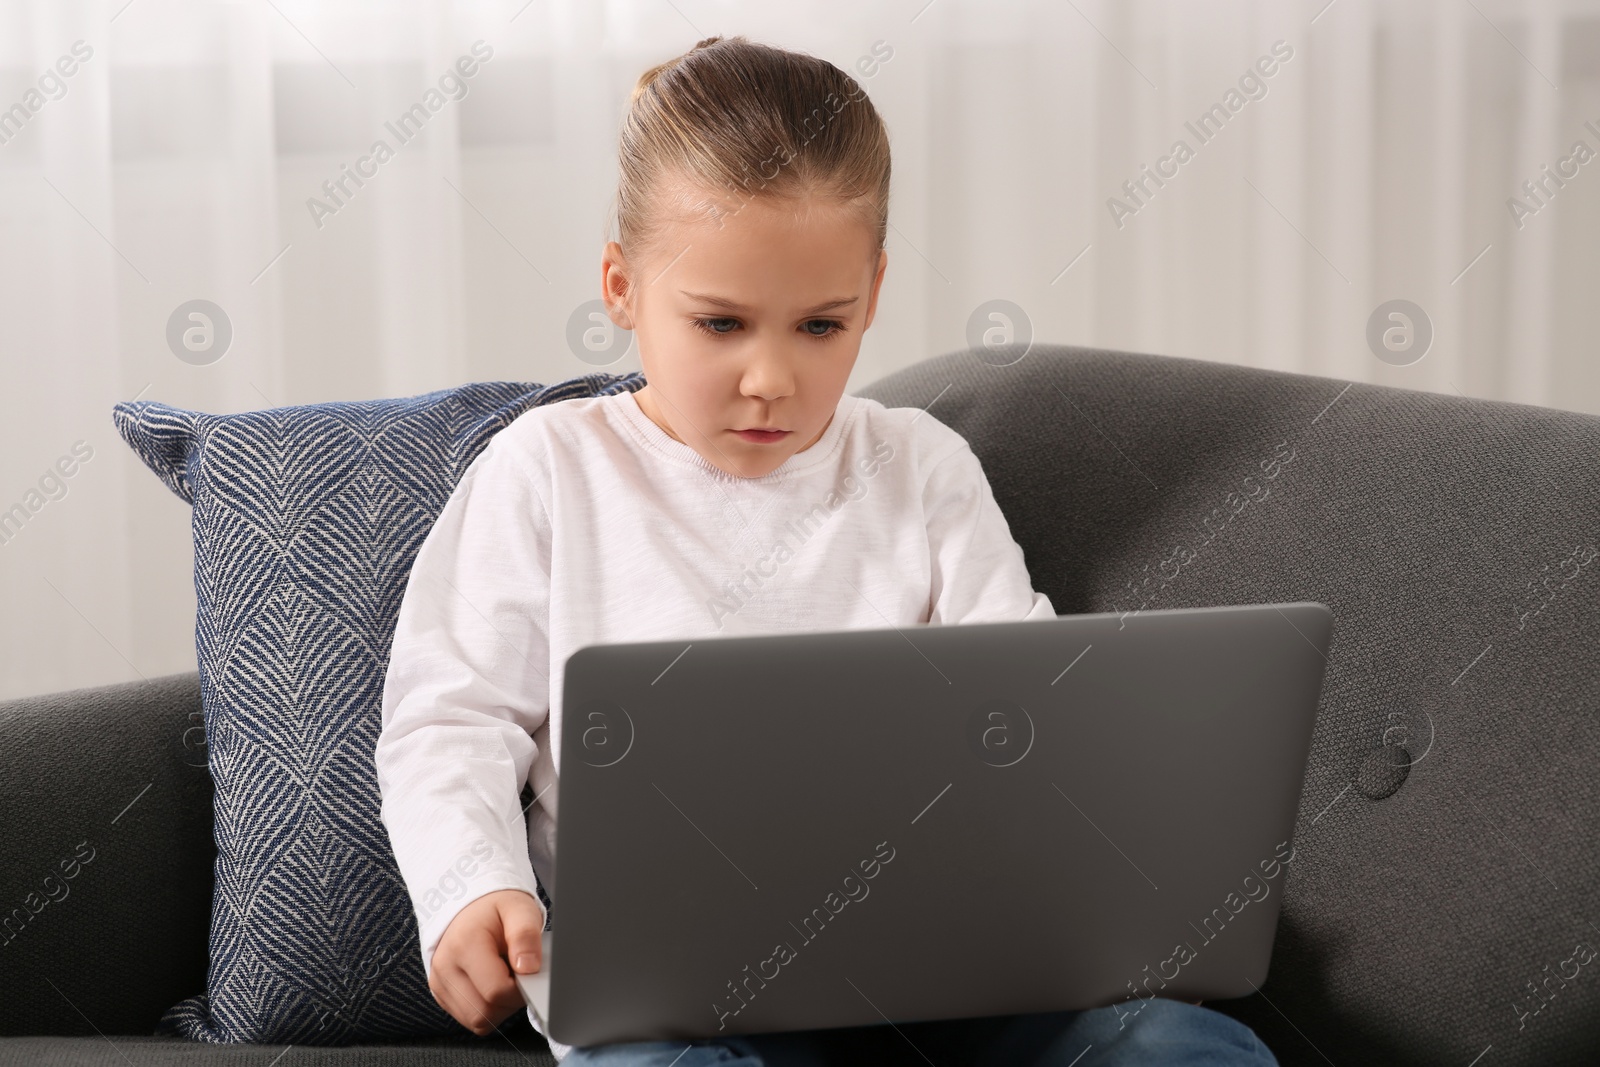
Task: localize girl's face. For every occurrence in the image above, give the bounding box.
[601,178,888,480]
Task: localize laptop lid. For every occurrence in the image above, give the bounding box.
[538,601,1332,1047]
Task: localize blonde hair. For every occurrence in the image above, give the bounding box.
[613,35,891,272]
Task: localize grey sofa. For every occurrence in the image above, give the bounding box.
[3,344,1597,1066]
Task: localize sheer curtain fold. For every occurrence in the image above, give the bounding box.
[0,0,1595,698]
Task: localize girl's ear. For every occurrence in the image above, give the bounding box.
[601,241,638,330]
[862,248,888,331]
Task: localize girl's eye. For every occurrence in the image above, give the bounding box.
[802,319,846,339]
[691,317,739,336]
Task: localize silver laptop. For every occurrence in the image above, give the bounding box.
[517,601,1332,1048]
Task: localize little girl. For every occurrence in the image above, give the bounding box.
[377,34,1278,1067]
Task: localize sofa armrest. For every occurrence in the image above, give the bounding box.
[0,672,212,1037]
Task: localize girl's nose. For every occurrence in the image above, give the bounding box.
[741,350,795,401]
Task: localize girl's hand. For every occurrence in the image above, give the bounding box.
[429,889,546,1036]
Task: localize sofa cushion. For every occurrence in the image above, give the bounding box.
[0,1024,557,1065]
[111,373,644,1046]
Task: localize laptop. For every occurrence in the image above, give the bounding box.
[517,601,1332,1048]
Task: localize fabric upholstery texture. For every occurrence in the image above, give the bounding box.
[3,344,1597,1065]
[856,345,1600,1066]
[0,1032,554,1066]
[105,373,644,1047]
[0,673,211,1038]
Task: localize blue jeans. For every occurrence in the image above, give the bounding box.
[562,999,1278,1066]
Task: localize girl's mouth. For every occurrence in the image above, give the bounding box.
[734,429,791,443]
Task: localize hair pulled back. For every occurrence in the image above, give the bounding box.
[614,35,891,270]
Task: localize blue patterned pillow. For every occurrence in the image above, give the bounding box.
[113,372,645,1045]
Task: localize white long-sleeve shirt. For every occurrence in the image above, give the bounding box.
[375,385,1054,1057]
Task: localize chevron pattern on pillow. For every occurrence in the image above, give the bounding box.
[112,372,645,1045]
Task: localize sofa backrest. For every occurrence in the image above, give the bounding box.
[858,344,1600,1066]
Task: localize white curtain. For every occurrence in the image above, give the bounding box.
[2,0,1597,700]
